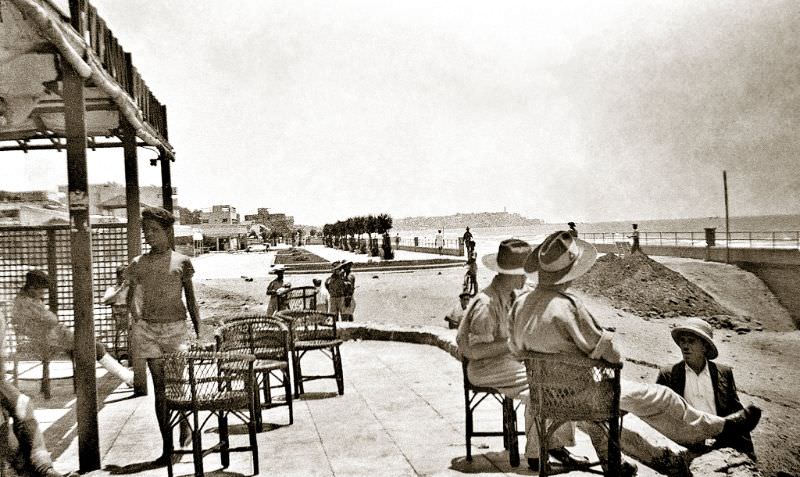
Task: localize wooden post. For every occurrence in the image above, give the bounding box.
[723,171,730,263]
[65,0,100,466]
[121,116,147,395]
[159,150,173,212]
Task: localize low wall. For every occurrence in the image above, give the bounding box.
[395,244,464,257]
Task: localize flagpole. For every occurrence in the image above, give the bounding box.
[723,170,730,264]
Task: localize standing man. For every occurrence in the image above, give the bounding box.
[463,227,474,258]
[456,239,584,470]
[265,265,289,317]
[127,207,199,465]
[629,224,641,253]
[657,318,755,457]
[326,261,355,322]
[435,230,444,255]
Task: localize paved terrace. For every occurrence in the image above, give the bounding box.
[30,340,667,477]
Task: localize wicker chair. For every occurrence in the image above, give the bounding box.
[461,359,522,467]
[518,352,623,477]
[218,315,293,429]
[274,310,344,397]
[163,351,259,477]
[276,286,317,313]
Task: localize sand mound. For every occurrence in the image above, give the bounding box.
[574,252,730,319]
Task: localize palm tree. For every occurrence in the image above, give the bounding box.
[365,214,379,256]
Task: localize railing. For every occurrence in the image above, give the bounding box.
[580,231,800,249]
[74,0,169,140]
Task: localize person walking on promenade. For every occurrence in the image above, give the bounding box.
[509,231,762,476]
[126,207,199,466]
[463,227,474,258]
[435,230,444,255]
[629,223,641,253]
[326,261,356,322]
[312,278,329,313]
[463,252,478,297]
[567,221,578,237]
[266,265,289,317]
[11,270,133,386]
[657,318,755,457]
[456,239,586,471]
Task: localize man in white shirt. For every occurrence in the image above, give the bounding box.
[657,318,755,456]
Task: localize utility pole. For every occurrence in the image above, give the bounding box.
[723,170,730,263]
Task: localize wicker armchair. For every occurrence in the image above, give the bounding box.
[218,315,293,429]
[274,310,344,397]
[461,359,522,467]
[518,352,623,477]
[276,286,317,312]
[163,351,259,477]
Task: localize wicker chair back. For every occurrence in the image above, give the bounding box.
[277,286,316,312]
[164,350,255,410]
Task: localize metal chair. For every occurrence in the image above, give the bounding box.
[518,352,623,476]
[218,315,293,429]
[163,350,259,477]
[274,310,344,398]
[276,286,317,312]
[462,359,522,467]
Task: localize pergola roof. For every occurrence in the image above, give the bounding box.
[0,0,174,157]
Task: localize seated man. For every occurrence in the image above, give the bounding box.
[456,239,586,470]
[509,231,761,477]
[12,270,133,386]
[444,291,471,329]
[658,318,755,457]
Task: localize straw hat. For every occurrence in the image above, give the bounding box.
[333,260,353,271]
[481,238,531,275]
[524,231,598,285]
[671,318,718,360]
[269,264,286,274]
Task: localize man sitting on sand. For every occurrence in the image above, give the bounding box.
[456,239,586,470]
[509,231,762,476]
[444,291,471,329]
[657,318,755,457]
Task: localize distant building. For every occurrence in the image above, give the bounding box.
[199,205,240,224]
[244,207,294,237]
[57,183,178,218]
[0,189,68,226]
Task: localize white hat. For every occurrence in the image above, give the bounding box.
[269,264,286,274]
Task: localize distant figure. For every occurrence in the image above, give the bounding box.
[629,223,641,253]
[312,278,329,313]
[266,265,290,317]
[444,291,471,329]
[395,233,401,248]
[463,227,474,258]
[567,221,578,237]
[326,261,356,321]
[102,265,130,358]
[435,230,444,254]
[463,252,478,296]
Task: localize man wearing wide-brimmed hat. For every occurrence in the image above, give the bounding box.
[456,238,583,469]
[326,260,355,321]
[266,264,289,317]
[657,318,754,456]
[508,231,762,476]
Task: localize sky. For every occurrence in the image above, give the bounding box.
[4,0,800,225]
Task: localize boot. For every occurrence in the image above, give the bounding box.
[721,405,761,437]
[99,353,134,386]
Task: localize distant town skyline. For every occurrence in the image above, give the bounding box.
[4,0,799,225]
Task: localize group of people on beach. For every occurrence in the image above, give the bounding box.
[456,231,760,475]
[265,259,356,321]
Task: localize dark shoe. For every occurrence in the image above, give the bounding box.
[152,454,181,467]
[722,405,762,436]
[549,447,590,468]
[527,458,549,472]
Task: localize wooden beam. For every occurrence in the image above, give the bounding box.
[159,149,173,212]
[63,44,101,472]
[121,115,147,396]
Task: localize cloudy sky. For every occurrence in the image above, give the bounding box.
[5,0,800,225]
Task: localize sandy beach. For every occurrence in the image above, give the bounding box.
[192,248,800,477]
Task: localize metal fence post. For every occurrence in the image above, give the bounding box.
[46,229,59,314]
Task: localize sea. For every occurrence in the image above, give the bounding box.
[398,214,800,254]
